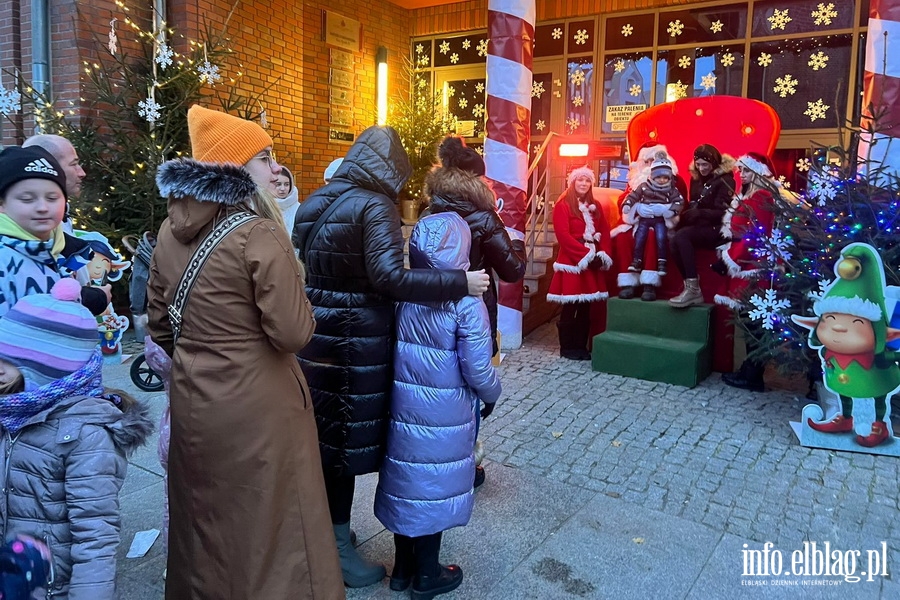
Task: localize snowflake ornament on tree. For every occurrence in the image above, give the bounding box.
[807,170,838,205]
[749,289,791,330]
[768,9,792,31]
[811,3,838,26]
[667,20,684,37]
[0,87,22,115]
[754,229,794,262]
[156,43,174,69]
[808,51,829,70]
[621,24,633,37]
[804,98,829,122]
[773,74,798,97]
[574,29,589,45]
[808,279,832,302]
[137,96,162,124]
[678,56,692,69]
[198,61,221,85]
[531,81,545,98]
[552,28,563,40]
[108,19,118,55]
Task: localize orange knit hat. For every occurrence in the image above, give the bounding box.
[187,105,273,166]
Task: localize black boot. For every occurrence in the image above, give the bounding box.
[390,534,415,591]
[618,285,636,299]
[722,360,765,392]
[558,322,590,360]
[411,533,463,600]
[640,285,657,302]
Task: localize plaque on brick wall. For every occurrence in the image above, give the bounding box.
[323,11,361,53]
[329,128,355,143]
[330,49,353,70]
[330,68,354,90]
[330,107,353,127]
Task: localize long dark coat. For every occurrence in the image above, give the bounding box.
[292,126,469,478]
[148,159,343,600]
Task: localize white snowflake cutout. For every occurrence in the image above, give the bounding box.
[795,158,811,172]
[678,56,692,69]
[610,168,621,179]
[138,97,162,124]
[808,279,832,302]
[808,51,829,70]
[439,41,450,54]
[565,116,581,132]
[198,61,221,84]
[473,104,484,118]
[462,39,471,50]
[621,24,633,37]
[721,53,735,67]
[572,95,584,107]
[458,97,468,109]
[672,80,688,99]
[552,28,563,40]
[629,84,642,97]
[0,87,22,115]
[156,43,174,69]
[570,69,586,85]
[450,53,460,64]
[614,59,626,73]
[574,29,589,45]
[812,3,838,26]
[749,289,791,330]
[701,73,717,90]
[535,119,546,131]
[477,39,488,57]
[757,53,773,67]
[753,229,793,262]
[415,44,425,55]
[475,82,485,93]
[804,98,829,122]
[768,9,792,31]
[710,20,724,33]
[667,20,684,37]
[531,81,545,98]
[773,74,798,98]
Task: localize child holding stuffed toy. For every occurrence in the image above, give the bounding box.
[621,154,683,280]
[374,212,502,599]
[0,279,153,599]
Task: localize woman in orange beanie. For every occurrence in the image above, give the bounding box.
[147,105,343,599]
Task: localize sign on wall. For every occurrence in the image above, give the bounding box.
[323,11,361,53]
[605,104,646,131]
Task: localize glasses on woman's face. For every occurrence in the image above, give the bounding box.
[252,150,278,168]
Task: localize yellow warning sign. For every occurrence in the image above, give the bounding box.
[605,104,646,131]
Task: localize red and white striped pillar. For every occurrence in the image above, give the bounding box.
[858,0,900,180]
[486,0,534,350]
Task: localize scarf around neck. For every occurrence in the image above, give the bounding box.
[0,213,66,257]
[0,348,104,434]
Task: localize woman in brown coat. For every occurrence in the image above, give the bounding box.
[147,105,344,599]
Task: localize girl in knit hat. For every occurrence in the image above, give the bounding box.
[0,146,109,318]
[149,105,344,598]
[546,166,613,360]
[0,278,153,600]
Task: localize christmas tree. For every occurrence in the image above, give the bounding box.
[1,1,269,239]
[734,127,900,376]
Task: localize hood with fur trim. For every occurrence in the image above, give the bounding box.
[425,166,496,215]
[689,153,736,180]
[156,159,258,244]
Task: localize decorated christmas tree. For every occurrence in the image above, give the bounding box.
[735,127,900,376]
[1,1,268,239]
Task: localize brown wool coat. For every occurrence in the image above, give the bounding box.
[147,159,344,600]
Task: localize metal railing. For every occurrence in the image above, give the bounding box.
[523,131,559,289]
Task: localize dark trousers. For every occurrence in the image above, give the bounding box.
[324,473,355,524]
[670,225,725,279]
[632,217,668,263]
[394,532,443,578]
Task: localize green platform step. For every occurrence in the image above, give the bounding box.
[592,298,713,388]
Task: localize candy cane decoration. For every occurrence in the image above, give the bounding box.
[858,0,900,181]
[486,0,534,350]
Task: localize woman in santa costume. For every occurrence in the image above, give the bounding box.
[547,166,612,360]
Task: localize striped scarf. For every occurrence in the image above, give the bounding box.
[0,348,104,434]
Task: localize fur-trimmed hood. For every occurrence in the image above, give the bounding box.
[425,166,496,215]
[689,153,735,180]
[156,158,259,243]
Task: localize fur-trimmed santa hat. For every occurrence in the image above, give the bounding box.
[566,165,596,188]
[736,152,775,178]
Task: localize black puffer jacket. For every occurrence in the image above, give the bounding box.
[426,167,526,351]
[679,155,736,229]
[292,126,469,477]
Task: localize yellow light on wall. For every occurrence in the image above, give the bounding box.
[376,46,388,126]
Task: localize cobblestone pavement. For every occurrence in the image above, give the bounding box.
[112,322,900,598]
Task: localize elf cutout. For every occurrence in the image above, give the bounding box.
[792,243,900,454]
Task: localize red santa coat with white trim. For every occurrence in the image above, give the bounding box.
[547,193,612,303]
[714,187,776,308]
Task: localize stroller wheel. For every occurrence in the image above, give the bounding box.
[130,353,165,392]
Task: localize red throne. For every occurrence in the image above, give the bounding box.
[608,96,781,372]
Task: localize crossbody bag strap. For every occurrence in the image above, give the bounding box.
[168,211,258,343]
[302,189,354,260]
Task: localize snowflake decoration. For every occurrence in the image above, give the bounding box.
[439,41,450,54]
[795,158,811,171]
[566,116,581,132]
[473,104,484,118]
[155,43,174,69]
[614,59,626,73]
[475,82,485,94]
[610,168,621,179]
[749,289,791,330]
[676,56,691,69]
[779,177,791,189]
[621,24,634,37]
[572,95,584,107]
[768,9,792,31]
[137,96,162,124]
[259,106,268,129]
[812,3,837,26]
[773,74,798,98]
[415,44,425,55]
[701,73,717,90]
[570,69,586,86]
[757,53,773,67]
[808,279,832,302]
[198,61,221,84]
[808,51,829,71]
[807,171,838,205]
[629,84,642,97]
[474,146,484,156]
[552,27,563,40]
[108,19,118,55]
[672,80,688,99]
[574,29,589,45]
[0,87,22,115]
[450,53,460,64]
[447,86,456,97]
[477,39,488,57]
[417,55,430,67]
[531,80,545,98]
[753,229,793,262]
[804,98,829,122]
[535,119,546,131]
[667,20,684,37]
[710,20,724,33]
[462,39,471,50]
[721,53,735,67]
[417,78,427,89]
[458,97,468,109]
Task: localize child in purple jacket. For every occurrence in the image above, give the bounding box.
[374,212,502,600]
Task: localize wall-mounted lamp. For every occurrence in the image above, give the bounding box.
[376,46,388,126]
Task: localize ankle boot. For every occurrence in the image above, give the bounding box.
[668,278,703,308]
[618,285,636,299]
[628,259,642,272]
[657,259,667,276]
[390,535,415,591]
[333,522,386,587]
[640,285,657,302]
[721,360,765,392]
[411,565,464,600]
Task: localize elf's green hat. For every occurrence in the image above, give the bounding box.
[814,242,887,352]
